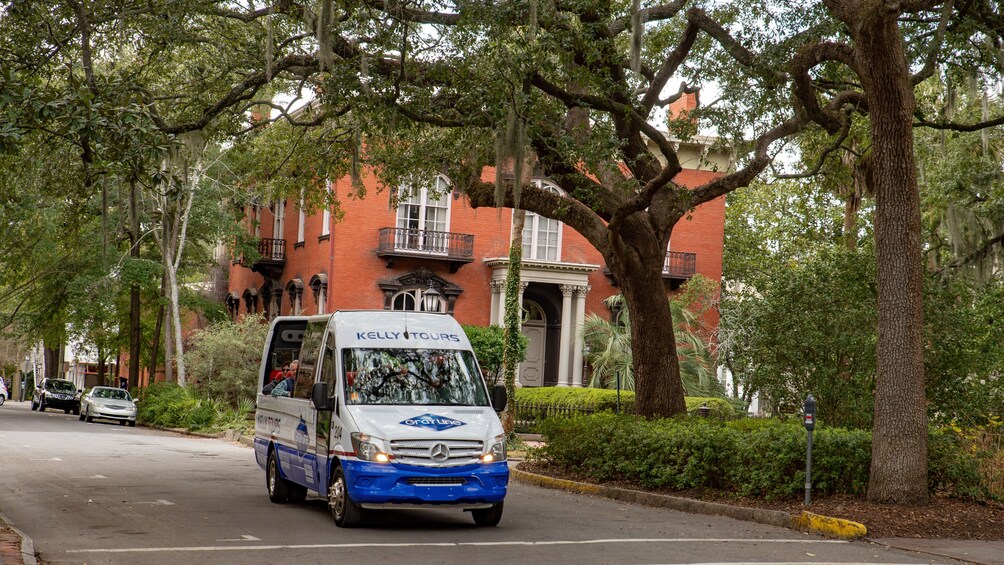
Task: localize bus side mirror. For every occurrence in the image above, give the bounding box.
[312,382,333,412]
[491,384,507,412]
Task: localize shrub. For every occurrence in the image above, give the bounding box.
[136,382,198,428]
[463,324,527,387]
[513,388,738,433]
[186,314,269,408]
[537,413,988,500]
[928,426,989,500]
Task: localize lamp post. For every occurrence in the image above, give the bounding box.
[422,282,443,313]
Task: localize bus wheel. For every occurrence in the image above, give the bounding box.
[329,466,363,527]
[267,449,290,503]
[471,501,504,527]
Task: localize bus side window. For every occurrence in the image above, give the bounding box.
[292,319,326,399]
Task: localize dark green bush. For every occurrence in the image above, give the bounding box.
[137,382,203,429]
[928,426,988,500]
[537,413,987,500]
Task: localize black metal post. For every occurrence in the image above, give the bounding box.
[803,393,817,506]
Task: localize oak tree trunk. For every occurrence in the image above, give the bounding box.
[607,237,686,417]
[852,11,928,505]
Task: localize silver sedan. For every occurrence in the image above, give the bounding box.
[79,386,137,426]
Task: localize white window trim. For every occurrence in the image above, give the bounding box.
[273,200,285,240]
[321,183,332,236]
[390,288,445,313]
[394,175,452,254]
[395,175,453,232]
[253,204,262,237]
[514,179,564,261]
[296,194,305,243]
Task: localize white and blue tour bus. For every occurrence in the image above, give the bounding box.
[254,310,509,527]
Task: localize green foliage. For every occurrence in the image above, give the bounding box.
[463,324,527,387]
[186,315,269,408]
[923,278,1004,427]
[583,284,723,397]
[928,426,991,500]
[513,388,737,433]
[537,414,989,501]
[720,245,878,427]
[516,386,635,411]
[136,382,253,433]
[136,382,201,429]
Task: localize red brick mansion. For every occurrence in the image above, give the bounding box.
[228,120,730,388]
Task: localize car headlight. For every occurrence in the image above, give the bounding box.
[481,433,507,463]
[351,433,390,463]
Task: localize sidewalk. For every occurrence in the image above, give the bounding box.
[0,513,35,565]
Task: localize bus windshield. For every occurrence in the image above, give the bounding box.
[343,348,489,406]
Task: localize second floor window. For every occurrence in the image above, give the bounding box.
[296,195,305,243]
[273,200,285,240]
[395,175,451,253]
[521,180,563,261]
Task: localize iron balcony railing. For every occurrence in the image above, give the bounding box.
[663,250,697,279]
[377,227,474,261]
[257,237,286,262]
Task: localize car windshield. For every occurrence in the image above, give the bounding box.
[46,380,76,393]
[93,388,131,401]
[343,348,489,406]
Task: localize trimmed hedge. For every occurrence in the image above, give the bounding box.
[537,412,989,501]
[512,388,738,433]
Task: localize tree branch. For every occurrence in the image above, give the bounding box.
[911,0,953,85]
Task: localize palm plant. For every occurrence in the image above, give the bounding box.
[583,294,722,396]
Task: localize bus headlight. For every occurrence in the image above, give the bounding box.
[481,434,506,463]
[351,433,390,463]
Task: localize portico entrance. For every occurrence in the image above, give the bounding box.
[487,258,598,387]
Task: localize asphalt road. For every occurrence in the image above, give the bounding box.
[0,400,963,565]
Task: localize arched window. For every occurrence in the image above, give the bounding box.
[309,274,328,314]
[379,269,462,315]
[521,180,563,261]
[523,300,545,323]
[285,279,304,315]
[390,287,444,313]
[395,175,451,254]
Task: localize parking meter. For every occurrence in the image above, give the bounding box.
[803,394,816,431]
[803,393,816,505]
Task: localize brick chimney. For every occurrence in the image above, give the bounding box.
[669,91,699,120]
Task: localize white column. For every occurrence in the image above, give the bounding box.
[571,285,590,387]
[557,284,574,387]
[517,282,528,320]
[317,289,326,315]
[489,279,501,325]
[497,281,507,327]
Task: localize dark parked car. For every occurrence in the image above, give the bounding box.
[31,378,81,414]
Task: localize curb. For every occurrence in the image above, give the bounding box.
[510,467,867,540]
[0,512,36,565]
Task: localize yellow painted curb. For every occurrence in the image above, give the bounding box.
[512,467,868,540]
[793,511,867,540]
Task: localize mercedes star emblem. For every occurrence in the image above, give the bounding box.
[429,443,450,462]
